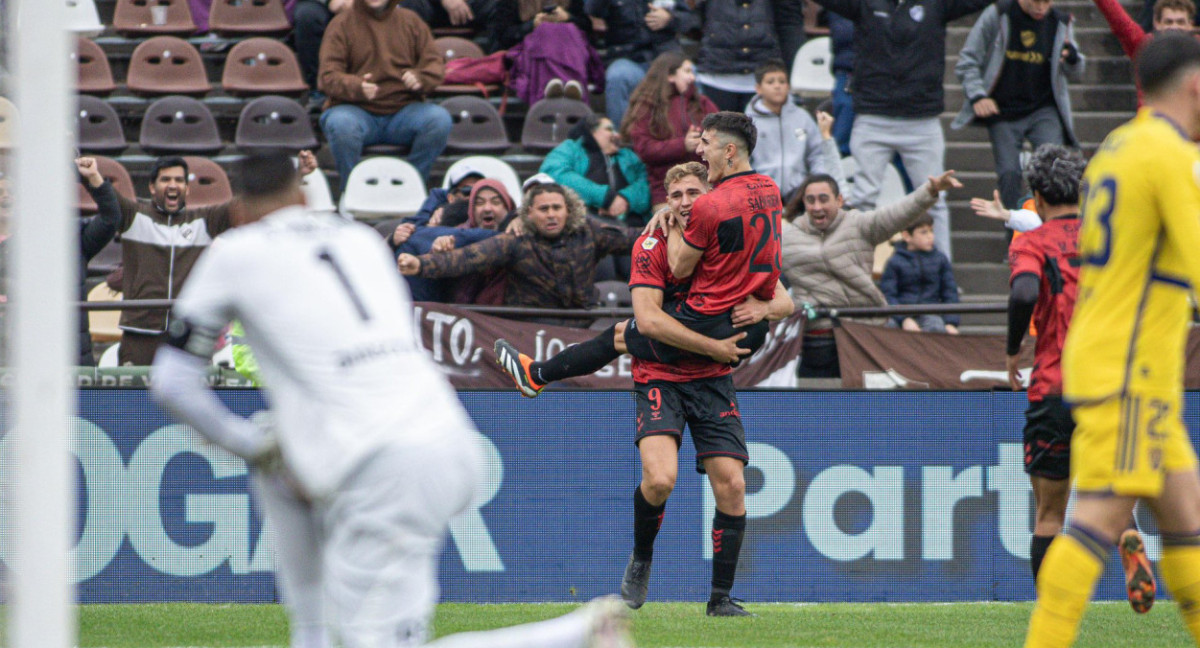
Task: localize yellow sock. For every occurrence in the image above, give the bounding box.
[1161,539,1200,643]
[1025,531,1106,648]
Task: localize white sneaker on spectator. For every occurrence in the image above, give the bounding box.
[564,80,584,101]
[544,78,565,99]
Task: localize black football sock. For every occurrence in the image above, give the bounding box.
[530,324,619,384]
[1030,534,1056,579]
[633,485,666,561]
[710,509,747,599]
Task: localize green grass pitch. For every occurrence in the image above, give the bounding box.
[77,601,1195,647]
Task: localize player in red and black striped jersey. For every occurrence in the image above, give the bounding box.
[1000,144,1155,608]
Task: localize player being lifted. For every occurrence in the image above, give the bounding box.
[999,144,1156,608]
[150,150,634,648]
[1025,33,1200,647]
[496,161,793,617]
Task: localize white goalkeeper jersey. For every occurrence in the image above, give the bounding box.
[171,205,475,497]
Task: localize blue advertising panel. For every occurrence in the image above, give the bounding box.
[55,390,1200,603]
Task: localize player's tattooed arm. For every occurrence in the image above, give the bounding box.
[632,287,748,364]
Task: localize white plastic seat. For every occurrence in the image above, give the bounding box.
[338,157,428,220]
[441,156,524,208]
[98,343,120,368]
[66,0,105,36]
[300,168,336,213]
[790,37,835,97]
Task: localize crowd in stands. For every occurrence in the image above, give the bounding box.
[6,0,1174,376]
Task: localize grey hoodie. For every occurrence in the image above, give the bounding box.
[745,95,843,201]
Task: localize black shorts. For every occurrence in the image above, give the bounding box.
[1024,396,1074,480]
[634,375,749,474]
[623,303,769,367]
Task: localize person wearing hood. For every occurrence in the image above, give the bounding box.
[397,183,640,327]
[540,114,651,225]
[402,164,484,227]
[88,152,318,366]
[318,0,452,191]
[388,179,514,303]
[622,53,719,207]
[878,213,961,334]
[781,169,961,378]
[744,59,843,204]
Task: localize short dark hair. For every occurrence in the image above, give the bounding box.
[800,173,840,199]
[754,59,789,85]
[701,111,758,157]
[150,156,188,183]
[1137,31,1200,97]
[233,149,300,199]
[440,199,471,227]
[1155,0,1196,22]
[1023,144,1086,206]
[905,214,935,234]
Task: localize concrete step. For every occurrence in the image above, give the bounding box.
[949,200,1017,232]
[956,293,1009,327]
[944,141,1102,171]
[944,84,1138,115]
[952,229,1009,262]
[954,261,1012,294]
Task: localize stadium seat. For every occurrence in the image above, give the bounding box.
[442,96,510,153]
[594,280,632,308]
[0,97,16,150]
[76,38,118,96]
[300,168,336,213]
[87,283,123,344]
[77,96,127,156]
[222,38,308,97]
[442,156,523,207]
[182,156,233,208]
[436,37,485,61]
[339,157,427,220]
[126,37,211,97]
[235,96,319,153]
[209,0,291,35]
[112,0,196,36]
[790,37,835,97]
[139,96,223,155]
[363,144,411,157]
[78,156,136,215]
[65,0,106,37]
[520,98,594,152]
[98,342,121,367]
[87,239,123,276]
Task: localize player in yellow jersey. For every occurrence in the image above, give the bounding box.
[1026,32,1200,648]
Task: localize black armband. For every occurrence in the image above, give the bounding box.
[165,317,222,359]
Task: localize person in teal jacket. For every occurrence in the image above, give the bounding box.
[540,113,652,226]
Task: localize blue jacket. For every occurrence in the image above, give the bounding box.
[828,12,855,75]
[404,187,452,227]
[879,241,960,326]
[397,225,499,302]
[540,136,651,220]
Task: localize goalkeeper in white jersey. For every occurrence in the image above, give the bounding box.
[150,150,632,648]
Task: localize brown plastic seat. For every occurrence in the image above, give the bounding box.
[520,97,594,152]
[235,95,319,152]
[77,96,127,155]
[112,0,196,36]
[209,0,291,36]
[441,95,509,153]
[139,96,222,155]
[78,156,136,214]
[222,38,308,97]
[76,38,117,96]
[435,36,484,62]
[126,36,211,97]
[181,156,232,208]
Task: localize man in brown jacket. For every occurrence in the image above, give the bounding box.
[781,170,961,378]
[397,183,641,327]
[318,0,452,190]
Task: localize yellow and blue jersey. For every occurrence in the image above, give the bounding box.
[1063,108,1200,402]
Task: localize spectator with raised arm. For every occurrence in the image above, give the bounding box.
[622,52,719,208]
[812,0,992,260]
[397,183,639,326]
[781,170,961,378]
[953,0,1084,209]
[318,0,451,190]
